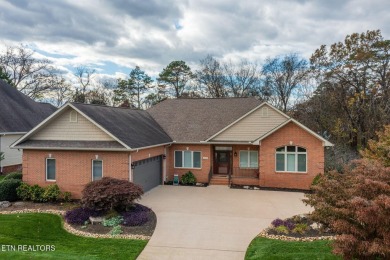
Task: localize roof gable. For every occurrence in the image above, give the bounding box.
[209,103,289,142]
[0,79,56,133]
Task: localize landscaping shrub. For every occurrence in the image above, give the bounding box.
[311,174,322,187]
[30,184,45,202]
[292,223,309,234]
[42,184,61,202]
[3,172,22,181]
[65,207,103,225]
[181,171,196,185]
[275,225,289,234]
[110,225,123,236]
[103,216,123,227]
[16,182,31,201]
[121,204,151,226]
[271,218,295,230]
[62,191,72,202]
[0,179,21,201]
[271,218,284,227]
[81,177,144,211]
[304,125,390,259]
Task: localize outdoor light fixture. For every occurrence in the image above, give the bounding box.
[234,151,237,157]
[162,154,166,159]
[131,163,135,169]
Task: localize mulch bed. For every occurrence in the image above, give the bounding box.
[1,201,157,237]
[70,211,157,237]
[230,184,310,193]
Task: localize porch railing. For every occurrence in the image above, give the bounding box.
[232,167,259,178]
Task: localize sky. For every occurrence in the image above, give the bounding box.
[0,0,389,80]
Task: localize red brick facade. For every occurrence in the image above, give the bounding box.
[21,122,325,198]
[1,164,22,174]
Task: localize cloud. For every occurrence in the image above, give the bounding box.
[0,0,388,78]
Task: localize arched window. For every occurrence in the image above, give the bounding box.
[275,146,307,172]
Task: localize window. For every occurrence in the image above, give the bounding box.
[239,151,258,168]
[174,151,201,168]
[92,160,103,181]
[275,146,307,172]
[46,158,56,181]
[70,111,78,122]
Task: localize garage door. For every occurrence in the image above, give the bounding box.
[133,155,162,192]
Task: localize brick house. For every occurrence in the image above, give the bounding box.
[12,98,332,198]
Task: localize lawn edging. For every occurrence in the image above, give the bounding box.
[0,209,150,240]
[257,229,335,242]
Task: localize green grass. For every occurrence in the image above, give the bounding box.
[245,237,341,260]
[0,213,148,259]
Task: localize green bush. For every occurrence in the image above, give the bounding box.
[16,182,31,201]
[181,171,197,185]
[103,216,123,227]
[30,185,45,202]
[42,184,61,202]
[275,225,289,234]
[110,225,123,236]
[3,172,22,181]
[292,223,309,234]
[62,191,72,202]
[0,179,22,201]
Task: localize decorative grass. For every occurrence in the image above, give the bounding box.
[245,237,341,260]
[0,213,147,259]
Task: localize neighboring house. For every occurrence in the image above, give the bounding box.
[0,79,56,173]
[12,98,332,198]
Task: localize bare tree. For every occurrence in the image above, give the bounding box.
[73,66,96,103]
[224,59,261,97]
[262,54,309,112]
[0,44,53,99]
[47,75,73,107]
[196,55,227,97]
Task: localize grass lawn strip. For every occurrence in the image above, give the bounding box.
[0,209,150,240]
[0,213,147,260]
[245,237,341,260]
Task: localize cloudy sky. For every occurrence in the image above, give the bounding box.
[0,0,389,79]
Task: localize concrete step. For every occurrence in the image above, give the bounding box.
[209,176,229,185]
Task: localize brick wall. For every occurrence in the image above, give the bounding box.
[22,150,130,199]
[166,144,212,183]
[259,122,324,190]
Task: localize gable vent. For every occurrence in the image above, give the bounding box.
[70,111,78,122]
[261,107,269,117]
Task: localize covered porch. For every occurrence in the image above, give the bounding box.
[209,145,260,186]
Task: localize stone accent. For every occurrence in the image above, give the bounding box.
[0,209,150,240]
[257,229,335,242]
[0,201,11,208]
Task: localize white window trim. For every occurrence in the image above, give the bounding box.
[275,146,307,173]
[239,150,259,169]
[174,150,202,169]
[45,158,56,181]
[92,160,103,181]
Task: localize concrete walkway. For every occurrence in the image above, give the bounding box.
[138,185,310,260]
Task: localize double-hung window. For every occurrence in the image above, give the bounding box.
[92,160,103,181]
[46,158,56,181]
[275,146,307,172]
[174,151,201,168]
[239,150,258,168]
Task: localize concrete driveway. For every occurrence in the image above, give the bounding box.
[138,185,310,260]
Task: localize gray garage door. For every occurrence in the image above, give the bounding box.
[133,155,162,192]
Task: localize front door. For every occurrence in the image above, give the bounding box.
[214,150,231,175]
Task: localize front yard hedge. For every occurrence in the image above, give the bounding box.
[0,179,21,201]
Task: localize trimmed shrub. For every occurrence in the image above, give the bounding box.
[16,182,31,201]
[30,185,45,202]
[122,204,151,226]
[292,223,309,234]
[271,218,284,227]
[81,177,144,212]
[110,225,123,236]
[271,218,295,230]
[181,171,196,185]
[42,184,61,202]
[65,207,103,225]
[3,172,22,181]
[275,225,289,234]
[0,179,21,201]
[103,216,123,227]
[62,191,72,202]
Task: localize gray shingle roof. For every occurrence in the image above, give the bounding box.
[0,79,56,133]
[16,140,125,149]
[72,103,172,149]
[147,98,262,142]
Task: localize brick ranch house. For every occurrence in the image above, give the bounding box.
[12,98,333,198]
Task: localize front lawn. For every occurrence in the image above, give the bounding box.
[245,237,341,260]
[0,213,147,260]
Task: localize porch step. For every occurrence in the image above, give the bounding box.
[209,176,229,185]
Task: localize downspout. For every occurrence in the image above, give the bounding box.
[163,143,173,184]
[128,153,132,182]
